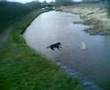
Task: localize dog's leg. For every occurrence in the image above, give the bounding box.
[51,47,55,51]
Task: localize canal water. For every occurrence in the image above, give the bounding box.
[23,11,110,90]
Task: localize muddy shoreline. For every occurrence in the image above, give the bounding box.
[59,6,110,35]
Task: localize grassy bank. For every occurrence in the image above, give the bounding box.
[0,1,43,33]
[0,9,83,90]
[60,6,110,35]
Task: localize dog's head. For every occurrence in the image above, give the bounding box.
[57,42,61,45]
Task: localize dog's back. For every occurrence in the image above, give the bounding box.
[47,42,62,51]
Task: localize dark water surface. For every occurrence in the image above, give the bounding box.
[23,11,110,89]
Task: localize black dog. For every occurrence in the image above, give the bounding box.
[47,42,62,51]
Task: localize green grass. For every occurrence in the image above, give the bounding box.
[0,1,29,32]
[0,10,83,90]
[0,1,43,33]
